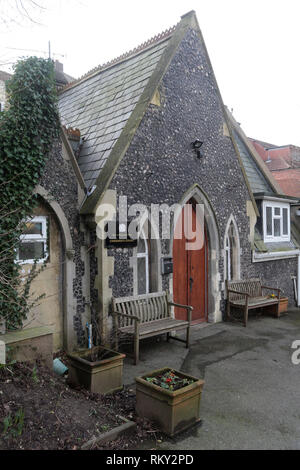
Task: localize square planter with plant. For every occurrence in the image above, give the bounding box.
[136,367,205,436]
[67,346,125,395]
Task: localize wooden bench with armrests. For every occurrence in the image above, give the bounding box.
[226,278,281,327]
[111,291,193,364]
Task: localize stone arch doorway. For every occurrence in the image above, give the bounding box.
[32,186,76,350]
[171,184,221,324]
[21,197,64,350]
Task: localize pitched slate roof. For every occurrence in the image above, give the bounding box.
[59,30,174,189]
[232,129,273,194]
[226,109,284,197]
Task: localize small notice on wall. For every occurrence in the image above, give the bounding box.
[104,220,138,249]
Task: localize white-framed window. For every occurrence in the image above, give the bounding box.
[136,230,149,295]
[17,216,48,264]
[224,219,240,282]
[225,234,233,281]
[263,201,290,242]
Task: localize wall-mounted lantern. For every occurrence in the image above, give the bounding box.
[192,140,203,158]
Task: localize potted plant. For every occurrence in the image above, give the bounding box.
[135,367,205,436]
[67,346,125,394]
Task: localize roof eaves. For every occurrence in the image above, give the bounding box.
[253,192,300,203]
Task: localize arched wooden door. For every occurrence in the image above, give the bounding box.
[173,200,208,322]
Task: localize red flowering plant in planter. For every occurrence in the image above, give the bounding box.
[145,369,195,391]
[136,367,204,436]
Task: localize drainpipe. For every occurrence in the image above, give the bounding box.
[86,322,93,349]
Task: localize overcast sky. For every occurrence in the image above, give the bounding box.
[0,0,299,146]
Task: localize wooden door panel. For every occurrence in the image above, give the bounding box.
[188,205,206,321]
[173,202,207,322]
[173,212,188,320]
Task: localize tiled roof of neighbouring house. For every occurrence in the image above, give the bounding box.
[58,28,175,189]
[265,156,291,171]
[249,138,279,149]
[272,169,300,197]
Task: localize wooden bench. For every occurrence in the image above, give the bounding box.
[226,278,281,327]
[111,291,192,364]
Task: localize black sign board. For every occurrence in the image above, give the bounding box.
[104,220,138,249]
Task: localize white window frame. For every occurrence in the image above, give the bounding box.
[224,217,241,284]
[136,230,149,295]
[262,200,290,243]
[225,235,232,281]
[17,216,48,264]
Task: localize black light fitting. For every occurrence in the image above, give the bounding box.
[192,139,203,158]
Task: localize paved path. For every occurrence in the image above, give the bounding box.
[122,309,300,450]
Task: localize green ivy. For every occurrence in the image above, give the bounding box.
[0,57,60,328]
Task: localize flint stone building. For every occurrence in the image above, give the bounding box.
[15,11,300,350]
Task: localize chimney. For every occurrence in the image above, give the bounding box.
[54,60,74,90]
[55,60,64,73]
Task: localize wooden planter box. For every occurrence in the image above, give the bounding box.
[67,346,125,395]
[279,297,288,314]
[136,367,205,436]
[0,326,53,368]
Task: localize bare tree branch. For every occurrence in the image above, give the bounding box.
[0,0,47,29]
